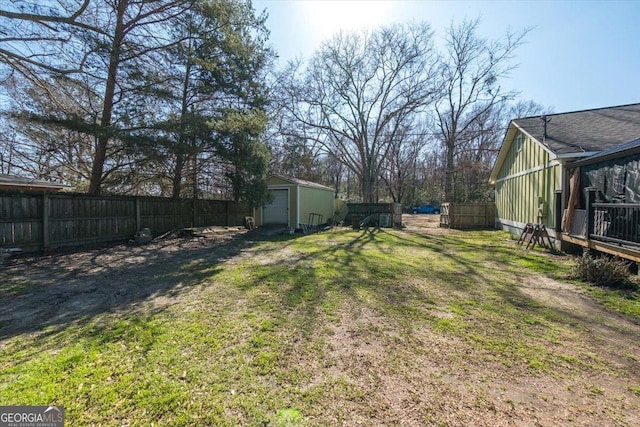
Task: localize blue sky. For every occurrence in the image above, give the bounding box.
[253,0,640,114]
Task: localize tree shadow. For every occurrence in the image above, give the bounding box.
[0,230,262,340]
[4,223,637,370]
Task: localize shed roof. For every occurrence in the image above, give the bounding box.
[267,175,334,192]
[0,174,68,191]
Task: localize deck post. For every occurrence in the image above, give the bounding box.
[554,190,563,233]
[585,187,597,237]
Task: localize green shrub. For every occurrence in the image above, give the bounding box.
[574,251,631,288]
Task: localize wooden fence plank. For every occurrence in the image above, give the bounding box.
[0,191,251,252]
[440,202,496,229]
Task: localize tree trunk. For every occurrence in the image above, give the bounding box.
[171,50,193,198]
[191,149,198,200]
[171,152,185,198]
[87,0,128,195]
[444,138,455,202]
[362,168,376,203]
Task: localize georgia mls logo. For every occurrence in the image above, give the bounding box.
[0,405,64,427]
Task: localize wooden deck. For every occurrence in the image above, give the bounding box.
[560,233,640,263]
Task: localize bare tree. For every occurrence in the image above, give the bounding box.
[378,123,427,204]
[278,23,440,202]
[435,19,529,202]
[0,119,18,175]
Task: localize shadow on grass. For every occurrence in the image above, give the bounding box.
[3,222,636,356]
[0,231,267,341]
[238,228,469,336]
[397,227,640,339]
[273,226,640,345]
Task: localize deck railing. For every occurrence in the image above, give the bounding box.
[558,188,640,248]
[581,187,640,247]
[592,203,640,246]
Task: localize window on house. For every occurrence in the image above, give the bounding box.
[516,134,523,152]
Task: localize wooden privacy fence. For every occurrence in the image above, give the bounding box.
[0,191,250,252]
[440,202,495,229]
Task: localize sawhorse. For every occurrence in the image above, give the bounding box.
[518,223,554,250]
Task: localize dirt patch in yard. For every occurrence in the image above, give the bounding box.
[311,215,640,426]
[0,227,253,340]
[402,212,447,232]
[320,282,640,426]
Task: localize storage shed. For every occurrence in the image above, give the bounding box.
[0,174,68,192]
[254,175,335,228]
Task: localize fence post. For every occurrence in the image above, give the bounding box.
[42,192,50,251]
[135,197,141,232]
[225,201,230,226]
[554,190,563,233]
[484,203,489,228]
[191,198,196,228]
[450,203,455,229]
[585,187,596,237]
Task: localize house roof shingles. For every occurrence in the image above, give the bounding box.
[513,103,640,155]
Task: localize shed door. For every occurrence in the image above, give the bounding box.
[263,189,288,225]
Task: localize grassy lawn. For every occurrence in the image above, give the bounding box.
[1,226,639,426]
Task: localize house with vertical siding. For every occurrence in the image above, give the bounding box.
[490,103,640,262]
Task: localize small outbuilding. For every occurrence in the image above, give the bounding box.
[254,175,335,228]
[0,174,68,192]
